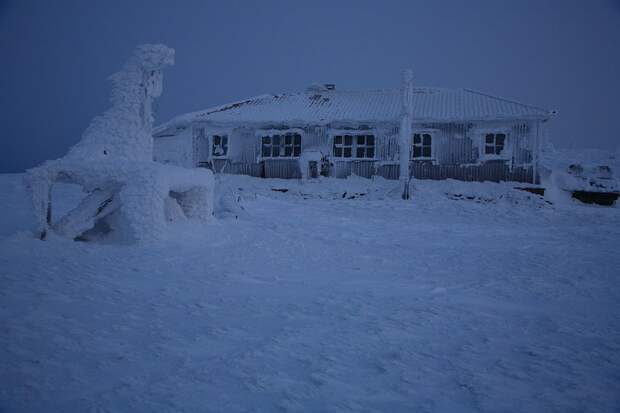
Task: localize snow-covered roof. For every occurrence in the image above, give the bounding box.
[155,87,551,135]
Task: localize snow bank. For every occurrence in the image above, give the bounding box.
[2,170,619,412]
[211,173,551,213]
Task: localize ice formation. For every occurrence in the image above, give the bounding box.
[26,44,214,242]
[399,69,414,199]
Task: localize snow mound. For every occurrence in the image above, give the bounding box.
[212,174,551,212]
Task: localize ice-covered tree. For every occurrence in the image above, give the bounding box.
[66,44,173,162]
[26,44,214,242]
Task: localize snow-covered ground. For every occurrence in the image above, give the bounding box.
[1,173,619,412]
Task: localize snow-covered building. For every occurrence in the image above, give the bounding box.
[154,83,552,183]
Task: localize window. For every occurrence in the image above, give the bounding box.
[484,133,506,155]
[333,134,375,159]
[212,135,228,157]
[412,133,432,159]
[355,135,375,158]
[261,133,301,158]
[333,135,352,158]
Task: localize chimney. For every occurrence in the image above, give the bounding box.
[305,83,335,93]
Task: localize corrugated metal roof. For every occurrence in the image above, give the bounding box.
[155,87,551,135]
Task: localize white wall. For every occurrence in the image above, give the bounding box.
[153,130,194,168]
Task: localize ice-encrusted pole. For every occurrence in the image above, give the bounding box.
[399,69,414,199]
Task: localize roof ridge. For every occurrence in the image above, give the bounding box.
[462,88,549,114]
[201,94,273,116]
[154,86,552,134]
[154,93,274,133]
[299,87,451,94]
[298,88,398,95]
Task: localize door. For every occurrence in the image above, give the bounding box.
[308,161,318,178]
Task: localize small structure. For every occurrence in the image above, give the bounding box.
[154,73,553,185]
[556,164,619,206]
[26,44,214,242]
[539,147,620,206]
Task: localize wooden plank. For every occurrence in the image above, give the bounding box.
[52,187,118,239]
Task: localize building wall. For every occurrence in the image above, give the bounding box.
[153,129,194,168]
[155,119,542,183]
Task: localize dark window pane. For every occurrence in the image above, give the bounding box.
[496,133,506,146]
[294,134,301,145]
[367,135,374,146]
[273,135,280,145]
[344,147,352,157]
[262,136,270,145]
[413,134,421,144]
[213,135,220,145]
[272,146,280,157]
[284,146,292,156]
[334,135,342,145]
[334,147,342,157]
[423,147,432,157]
[367,147,374,158]
[344,135,352,146]
[423,134,432,146]
[486,134,494,144]
[262,145,270,157]
[293,146,301,157]
[485,145,494,154]
[357,135,365,145]
[356,147,365,158]
[495,146,503,155]
[285,135,292,145]
[413,146,422,158]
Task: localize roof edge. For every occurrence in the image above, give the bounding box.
[462,88,551,116]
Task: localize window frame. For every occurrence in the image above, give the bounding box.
[330,130,376,160]
[411,130,437,160]
[477,128,511,160]
[257,129,303,160]
[209,133,230,159]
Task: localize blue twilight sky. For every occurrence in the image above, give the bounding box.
[0,0,619,173]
